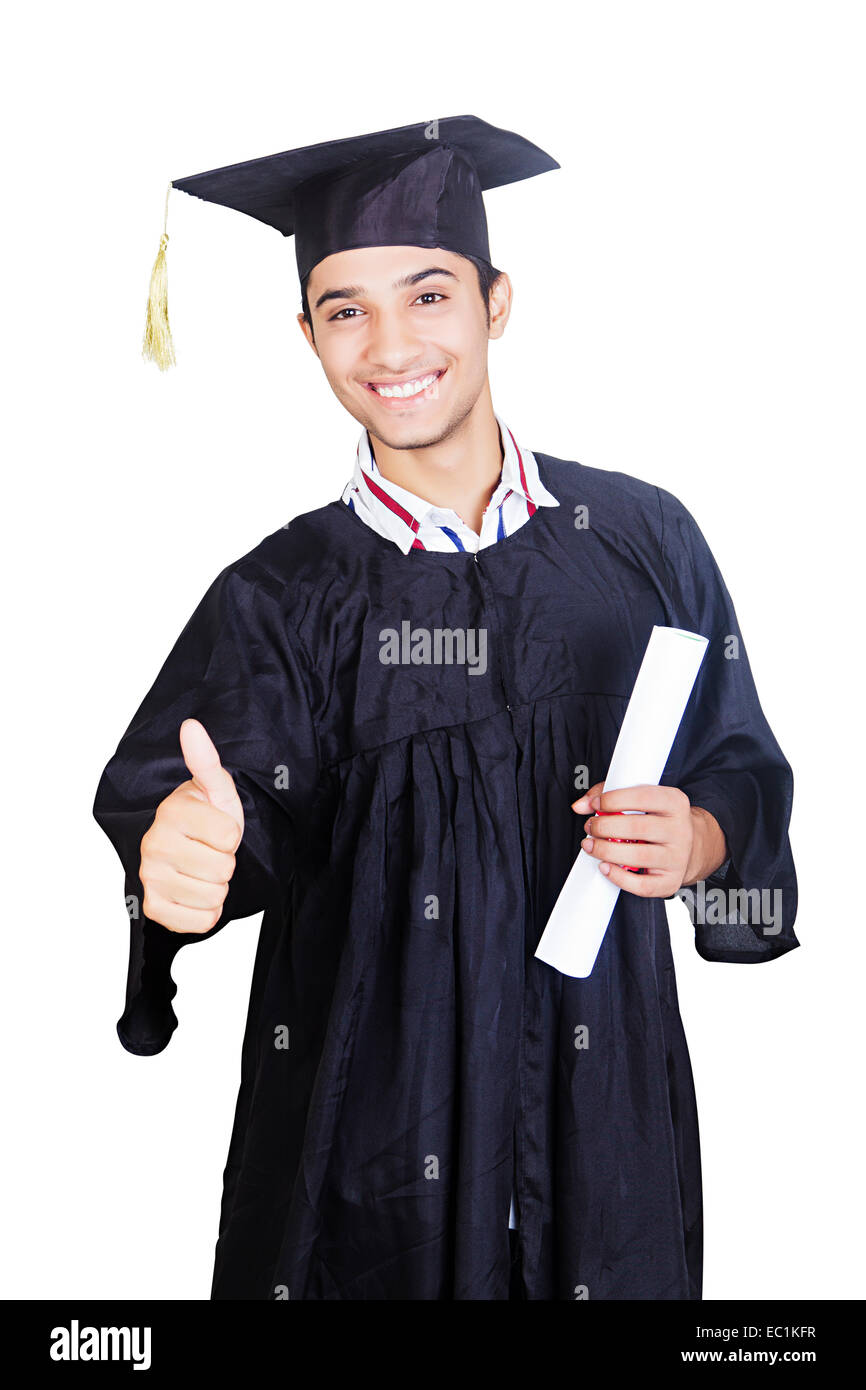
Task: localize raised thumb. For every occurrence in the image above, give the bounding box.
[179,718,244,832]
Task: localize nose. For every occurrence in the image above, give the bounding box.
[365,311,425,374]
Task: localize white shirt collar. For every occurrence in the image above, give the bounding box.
[348,413,558,555]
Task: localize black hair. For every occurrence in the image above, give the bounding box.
[300,252,503,338]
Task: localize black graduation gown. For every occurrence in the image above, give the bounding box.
[92,452,799,1300]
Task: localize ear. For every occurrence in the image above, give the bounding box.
[296,311,319,357]
[487,271,512,341]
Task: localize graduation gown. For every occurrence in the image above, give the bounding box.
[92,452,799,1300]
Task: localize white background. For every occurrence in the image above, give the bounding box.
[3,0,863,1300]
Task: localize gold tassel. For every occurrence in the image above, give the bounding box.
[141,182,176,370]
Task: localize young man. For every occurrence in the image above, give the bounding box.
[94,116,798,1301]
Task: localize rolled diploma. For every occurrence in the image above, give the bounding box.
[534,625,708,978]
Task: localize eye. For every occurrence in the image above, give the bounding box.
[414,292,446,306]
[329,305,363,321]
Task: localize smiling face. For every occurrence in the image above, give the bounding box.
[297,245,511,451]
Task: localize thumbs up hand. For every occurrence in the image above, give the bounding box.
[138,719,244,934]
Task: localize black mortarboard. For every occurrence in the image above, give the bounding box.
[142,115,559,370]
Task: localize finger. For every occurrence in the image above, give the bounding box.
[142,829,236,885]
[581,835,670,870]
[179,719,245,832]
[166,784,243,853]
[585,812,670,845]
[149,869,230,912]
[142,886,222,935]
[596,862,675,897]
[593,785,689,815]
[572,782,605,813]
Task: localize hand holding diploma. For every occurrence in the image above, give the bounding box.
[138,719,244,935]
[535,625,726,978]
[572,783,726,898]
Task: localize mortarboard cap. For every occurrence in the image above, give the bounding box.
[142,115,559,371]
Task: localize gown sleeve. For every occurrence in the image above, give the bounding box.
[655,486,799,964]
[92,556,321,1055]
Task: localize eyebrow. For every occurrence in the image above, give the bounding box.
[314,266,459,311]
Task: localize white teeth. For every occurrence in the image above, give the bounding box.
[372,372,439,399]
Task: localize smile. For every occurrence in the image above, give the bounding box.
[365,369,445,400]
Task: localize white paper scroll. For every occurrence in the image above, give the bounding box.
[534,625,708,979]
